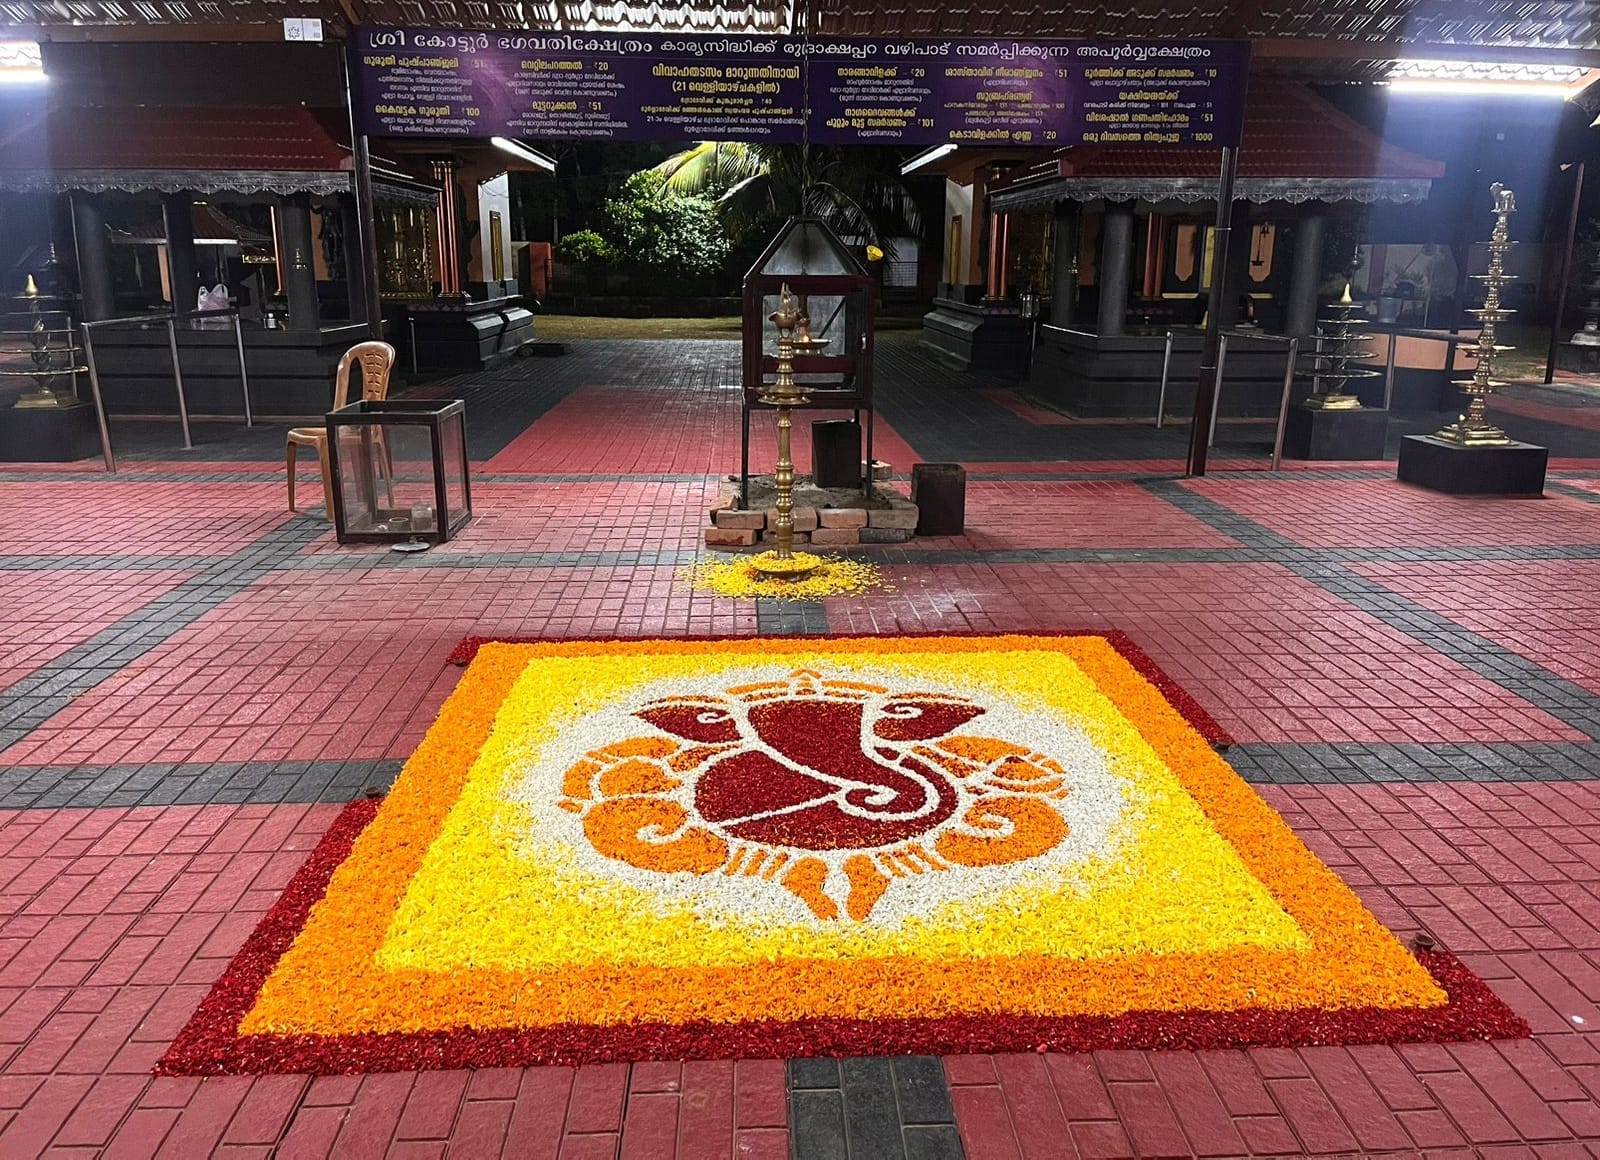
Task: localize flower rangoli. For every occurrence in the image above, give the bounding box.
[163,633,1528,1075]
[560,669,1073,921]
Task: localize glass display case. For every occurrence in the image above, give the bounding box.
[327,399,471,544]
[739,216,877,504]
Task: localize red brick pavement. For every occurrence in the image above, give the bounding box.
[0,569,195,694]
[0,804,787,1159]
[1184,477,1600,548]
[948,780,1600,1160]
[300,480,723,557]
[5,783,1600,1155]
[483,384,922,476]
[1350,559,1600,697]
[0,482,294,556]
[0,567,754,768]
[821,561,1581,744]
[909,481,1240,551]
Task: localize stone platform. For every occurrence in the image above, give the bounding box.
[706,476,919,548]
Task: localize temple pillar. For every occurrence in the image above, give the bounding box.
[1097,203,1133,336]
[341,199,369,324]
[1284,212,1326,336]
[162,193,199,312]
[278,193,320,331]
[1050,201,1079,326]
[431,159,463,296]
[70,194,115,322]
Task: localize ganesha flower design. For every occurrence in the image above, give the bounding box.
[558,669,1072,922]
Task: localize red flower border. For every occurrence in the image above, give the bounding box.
[446,630,1234,749]
[160,796,1528,1076]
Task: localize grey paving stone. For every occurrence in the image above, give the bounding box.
[841,1058,908,1160]
[790,1088,850,1160]
[891,1058,957,1126]
[902,1125,966,1160]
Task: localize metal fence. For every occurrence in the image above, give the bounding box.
[81,307,253,471]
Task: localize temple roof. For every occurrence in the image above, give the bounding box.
[3,0,1596,84]
[987,80,1446,210]
[0,105,437,202]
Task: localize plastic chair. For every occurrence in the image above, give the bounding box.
[287,341,396,517]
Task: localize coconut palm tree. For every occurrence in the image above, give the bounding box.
[653,142,922,254]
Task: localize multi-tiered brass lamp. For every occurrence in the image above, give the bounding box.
[1436,183,1517,446]
[1302,283,1380,411]
[750,284,823,577]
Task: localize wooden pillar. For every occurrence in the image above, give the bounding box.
[431,159,463,296]
[1284,212,1325,337]
[1097,203,1134,336]
[70,195,115,321]
[278,193,320,332]
[1050,202,1079,326]
[162,193,198,311]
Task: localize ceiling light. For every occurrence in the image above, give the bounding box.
[1386,60,1598,100]
[901,143,958,175]
[490,137,557,172]
[0,41,45,85]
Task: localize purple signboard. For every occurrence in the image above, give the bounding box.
[349,29,1248,148]
[350,29,807,141]
[805,39,1249,147]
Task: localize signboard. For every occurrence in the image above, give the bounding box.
[350,30,805,141]
[806,38,1250,148]
[349,29,1248,148]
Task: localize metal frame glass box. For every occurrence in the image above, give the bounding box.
[740,216,877,504]
[326,399,471,544]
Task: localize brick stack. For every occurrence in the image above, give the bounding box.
[705,480,919,548]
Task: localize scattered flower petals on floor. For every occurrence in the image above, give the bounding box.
[677,553,891,600]
[161,632,1529,1075]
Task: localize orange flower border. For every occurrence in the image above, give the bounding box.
[160,632,1528,1075]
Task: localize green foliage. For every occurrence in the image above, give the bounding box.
[555,229,611,266]
[654,143,923,256]
[603,170,730,278]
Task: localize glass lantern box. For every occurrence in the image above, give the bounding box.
[326,399,471,544]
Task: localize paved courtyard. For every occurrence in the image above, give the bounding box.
[3,334,1600,1158]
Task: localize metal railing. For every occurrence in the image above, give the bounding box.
[1155,330,1176,428]
[1375,327,1472,411]
[81,307,253,464]
[1214,328,1301,472]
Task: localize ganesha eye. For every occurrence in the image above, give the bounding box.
[883,704,922,718]
[696,710,729,724]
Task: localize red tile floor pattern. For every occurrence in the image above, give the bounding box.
[1182,477,1600,549]
[909,481,1241,552]
[0,569,195,694]
[0,568,755,769]
[6,784,1600,1156]
[948,780,1600,1160]
[483,384,923,477]
[821,561,1581,744]
[301,480,724,557]
[0,805,789,1159]
[0,482,296,557]
[1351,558,1600,697]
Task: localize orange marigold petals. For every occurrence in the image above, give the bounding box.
[596,757,680,798]
[936,797,1069,868]
[843,855,892,921]
[782,857,838,920]
[582,799,728,875]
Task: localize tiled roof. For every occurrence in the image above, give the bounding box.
[0,105,351,173]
